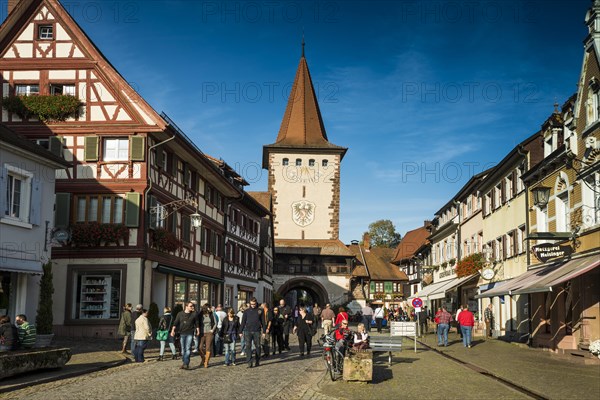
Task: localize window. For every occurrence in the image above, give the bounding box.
[296,158,302,166]
[495,237,502,261]
[517,225,526,254]
[587,79,600,125]
[103,138,129,161]
[322,159,328,167]
[506,231,515,258]
[76,195,125,224]
[50,84,76,96]
[3,165,33,223]
[15,84,39,96]
[505,175,513,201]
[68,268,123,320]
[494,183,502,209]
[38,25,53,40]
[536,207,548,244]
[375,282,384,292]
[309,159,315,167]
[466,197,472,217]
[582,172,600,227]
[282,158,289,166]
[556,192,570,232]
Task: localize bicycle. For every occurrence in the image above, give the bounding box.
[319,332,351,381]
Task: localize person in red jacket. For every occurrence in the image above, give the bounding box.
[457,304,475,348]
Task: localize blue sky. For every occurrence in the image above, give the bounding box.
[32,0,591,242]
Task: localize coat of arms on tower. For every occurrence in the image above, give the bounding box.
[291,200,316,227]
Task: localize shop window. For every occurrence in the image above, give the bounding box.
[174,277,186,307]
[69,268,123,320]
[188,281,199,304]
[200,282,209,305]
[225,285,233,308]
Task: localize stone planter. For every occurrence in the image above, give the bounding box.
[343,351,373,381]
[35,333,55,348]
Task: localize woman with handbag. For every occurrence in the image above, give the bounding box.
[157,307,177,361]
[220,308,240,366]
[199,303,217,368]
[293,305,314,357]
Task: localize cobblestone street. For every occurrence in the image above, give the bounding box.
[3,332,599,400]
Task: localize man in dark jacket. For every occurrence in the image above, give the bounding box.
[240,298,264,368]
[171,302,200,369]
[278,299,292,351]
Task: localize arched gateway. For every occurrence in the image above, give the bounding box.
[277,277,328,307]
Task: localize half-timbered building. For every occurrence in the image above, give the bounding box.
[0,0,240,337]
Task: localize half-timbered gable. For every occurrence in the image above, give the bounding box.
[0,0,241,336]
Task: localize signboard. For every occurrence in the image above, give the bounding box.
[390,321,417,353]
[390,321,417,337]
[532,243,573,263]
[411,297,423,308]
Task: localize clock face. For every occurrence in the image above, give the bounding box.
[481,268,495,280]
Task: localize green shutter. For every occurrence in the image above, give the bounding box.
[49,136,63,157]
[370,281,376,293]
[125,192,140,227]
[384,282,393,293]
[54,193,71,228]
[129,136,145,161]
[84,136,98,161]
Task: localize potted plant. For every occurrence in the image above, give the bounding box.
[35,261,55,347]
[2,94,82,121]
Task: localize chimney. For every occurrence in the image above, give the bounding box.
[363,233,371,250]
[8,0,20,15]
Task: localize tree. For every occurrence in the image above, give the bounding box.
[366,219,402,248]
[36,261,54,334]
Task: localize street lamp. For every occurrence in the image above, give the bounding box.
[150,198,202,229]
[532,186,551,210]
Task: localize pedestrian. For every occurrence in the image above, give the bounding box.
[293,305,300,325]
[261,302,272,358]
[418,306,428,336]
[191,300,199,354]
[484,303,494,338]
[157,306,177,361]
[117,303,132,354]
[320,303,336,335]
[171,302,199,370]
[15,314,36,349]
[133,309,152,362]
[436,306,453,347]
[373,305,384,333]
[278,299,292,351]
[457,304,475,348]
[220,308,240,366]
[241,298,264,368]
[334,319,351,358]
[335,307,349,328]
[237,303,247,356]
[361,303,373,332]
[313,303,322,335]
[214,304,226,356]
[130,304,142,354]
[199,303,217,368]
[0,315,18,351]
[270,306,284,355]
[456,305,464,339]
[293,305,314,357]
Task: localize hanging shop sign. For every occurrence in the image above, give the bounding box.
[532,243,573,263]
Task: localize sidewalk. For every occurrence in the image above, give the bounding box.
[0,337,130,393]
[378,330,599,399]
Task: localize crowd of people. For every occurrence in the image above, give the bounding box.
[0,314,37,351]
[116,299,378,370]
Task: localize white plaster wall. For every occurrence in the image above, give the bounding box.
[270,153,339,239]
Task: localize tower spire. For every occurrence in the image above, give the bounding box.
[301,31,305,58]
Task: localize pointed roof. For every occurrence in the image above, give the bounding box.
[275,56,330,147]
[263,51,346,167]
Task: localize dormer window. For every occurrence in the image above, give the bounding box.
[296,159,302,166]
[38,25,53,40]
[322,159,328,167]
[309,159,315,167]
[282,158,289,166]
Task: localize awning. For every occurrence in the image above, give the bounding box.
[428,274,479,300]
[408,279,453,300]
[154,264,223,284]
[512,255,599,295]
[0,255,43,275]
[474,259,569,298]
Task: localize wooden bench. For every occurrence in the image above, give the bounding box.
[368,337,403,366]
